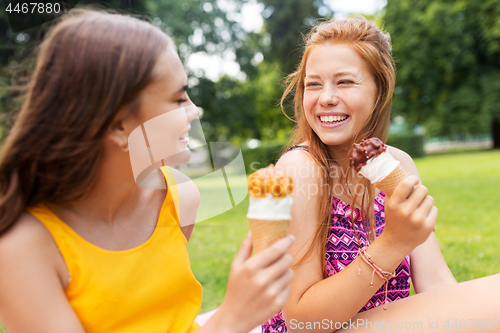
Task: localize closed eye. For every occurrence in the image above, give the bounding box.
[338,80,354,85]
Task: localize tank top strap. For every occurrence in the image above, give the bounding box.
[26,204,79,277]
[288,144,310,152]
[159,166,181,228]
[276,144,312,164]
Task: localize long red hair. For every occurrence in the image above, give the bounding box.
[0,10,172,235]
[281,17,396,273]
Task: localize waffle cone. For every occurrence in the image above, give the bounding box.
[247,218,290,254]
[374,163,408,197]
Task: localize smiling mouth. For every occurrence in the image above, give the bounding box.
[318,115,349,124]
[179,133,189,141]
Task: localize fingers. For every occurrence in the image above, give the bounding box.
[232,232,253,269]
[391,175,419,204]
[413,194,434,220]
[249,235,295,269]
[274,285,292,309]
[402,184,429,212]
[268,267,294,295]
[268,272,293,309]
[256,267,293,314]
[261,251,294,283]
[425,205,438,230]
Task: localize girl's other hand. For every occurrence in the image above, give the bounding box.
[382,175,438,254]
[206,233,294,333]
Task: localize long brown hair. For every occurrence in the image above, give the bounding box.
[281,17,396,273]
[0,10,172,235]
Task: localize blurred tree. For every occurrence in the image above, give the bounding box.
[144,0,265,142]
[242,0,332,142]
[0,0,336,144]
[0,0,264,142]
[258,0,323,75]
[0,0,149,132]
[385,0,500,148]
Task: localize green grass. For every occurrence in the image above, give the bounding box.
[0,150,499,330]
[414,150,500,281]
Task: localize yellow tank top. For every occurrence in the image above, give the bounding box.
[27,166,202,333]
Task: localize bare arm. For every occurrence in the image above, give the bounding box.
[0,214,85,333]
[276,150,437,333]
[389,146,456,292]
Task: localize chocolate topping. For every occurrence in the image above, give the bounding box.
[349,137,387,171]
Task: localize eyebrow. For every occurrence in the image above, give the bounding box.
[174,84,189,94]
[305,71,359,79]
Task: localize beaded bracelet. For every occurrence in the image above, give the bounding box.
[355,246,396,310]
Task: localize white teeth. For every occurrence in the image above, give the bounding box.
[320,115,347,124]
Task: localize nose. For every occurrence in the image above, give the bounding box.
[318,85,340,107]
[185,100,200,122]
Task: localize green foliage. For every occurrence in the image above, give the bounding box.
[143,0,257,72]
[386,132,425,158]
[191,61,294,142]
[0,0,148,131]
[241,140,286,174]
[258,0,323,75]
[0,0,265,143]
[384,0,500,138]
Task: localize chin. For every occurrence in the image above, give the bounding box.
[163,149,191,166]
[315,133,352,148]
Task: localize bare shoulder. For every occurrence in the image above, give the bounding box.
[276,148,323,260]
[275,148,321,181]
[387,145,412,162]
[0,213,84,332]
[0,212,55,257]
[387,145,421,179]
[0,212,63,278]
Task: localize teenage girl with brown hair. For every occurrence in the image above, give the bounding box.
[0,10,294,333]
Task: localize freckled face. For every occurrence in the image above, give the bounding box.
[303,44,378,153]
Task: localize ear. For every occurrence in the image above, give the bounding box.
[106,112,137,151]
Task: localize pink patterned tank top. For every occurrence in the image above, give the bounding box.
[262,147,411,333]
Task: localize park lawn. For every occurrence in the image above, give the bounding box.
[0,150,498,331]
[415,150,500,280]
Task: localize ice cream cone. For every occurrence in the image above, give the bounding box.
[246,164,293,254]
[247,218,290,253]
[374,163,408,197]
